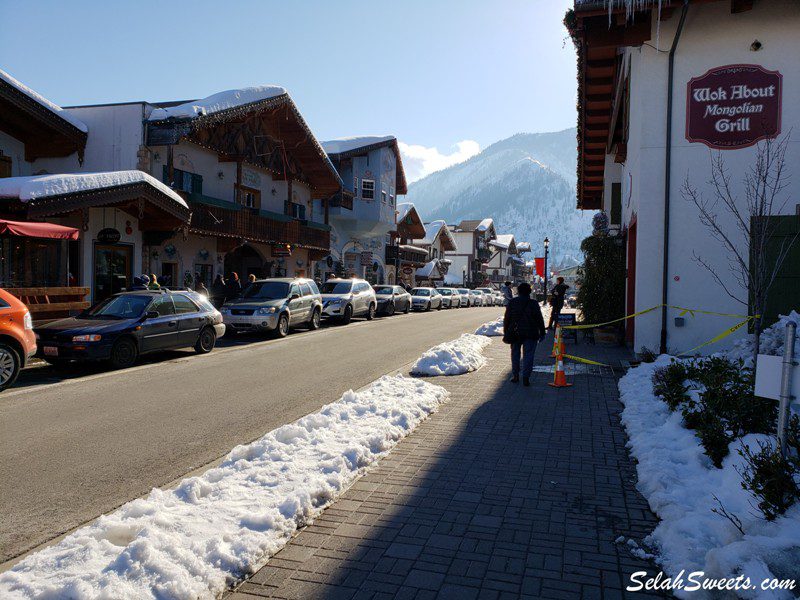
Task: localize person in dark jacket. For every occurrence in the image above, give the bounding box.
[503,282,546,386]
[548,276,570,329]
[210,274,226,307]
[225,272,242,302]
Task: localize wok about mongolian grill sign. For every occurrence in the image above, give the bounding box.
[686,64,782,149]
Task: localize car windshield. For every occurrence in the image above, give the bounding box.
[85,294,152,319]
[412,289,430,296]
[439,289,452,295]
[458,289,469,294]
[373,286,393,295]
[242,281,289,300]
[321,282,353,294]
[471,291,481,295]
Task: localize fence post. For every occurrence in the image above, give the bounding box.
[777,321,796,458]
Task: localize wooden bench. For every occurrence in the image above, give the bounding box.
[6,287,91,325]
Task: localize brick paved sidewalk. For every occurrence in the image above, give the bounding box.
[227,336,662,600]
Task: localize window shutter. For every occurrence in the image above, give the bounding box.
[192,173,203,194]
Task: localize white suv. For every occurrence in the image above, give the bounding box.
[320,278,377,324]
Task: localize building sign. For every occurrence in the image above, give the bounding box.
[686,64,782,149]
[242,168,262,188]
[360,251,373,266]
[402,266,414,275]
[97,227,121,243]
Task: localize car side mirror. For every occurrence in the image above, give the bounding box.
[145,311,159,320]
[290,293,300,300]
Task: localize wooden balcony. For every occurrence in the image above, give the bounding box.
[386,244,429,267]
[186,193,330,251]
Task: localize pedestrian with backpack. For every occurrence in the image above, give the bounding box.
[503,282,547,386]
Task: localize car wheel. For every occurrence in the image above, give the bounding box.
[195,326,216,354]
[275,313,290,338]
[404,302,410,314]
[110,338,138,369]
[426,302,431,311]
[366,303,376,320]
[437,301,443,310]
[0,343,20,391]
[341,304,353,325]
[308,308,321,330]
[386,302,396,316]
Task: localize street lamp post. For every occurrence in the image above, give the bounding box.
[462,268,466,287]
[543,237,550,298]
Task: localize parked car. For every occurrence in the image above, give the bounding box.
[476,287,497,306]
[221,278,321,337]
[411,287,442,311]
[320,278,377,323]
[437,288,460,309]
[373,285,411,315]
[493,291,505,306]
[0,288,37,391]
[35,290,225,369]
[456,288,472,307]
[469,290,485,306]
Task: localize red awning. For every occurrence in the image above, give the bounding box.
[0,219,80,240]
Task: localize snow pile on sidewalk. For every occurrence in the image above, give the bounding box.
[619,357,800,598]
[726,311,800,366]
[411,334,492,376]
[475,316,504,337]
[0,376,448,600]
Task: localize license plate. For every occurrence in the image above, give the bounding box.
[43,346,58,356]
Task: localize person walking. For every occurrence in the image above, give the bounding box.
[503,282,546,387]
[548,276,570,330]
[211,274,226,307]
[502,281,514,306]
[225,272,242,301]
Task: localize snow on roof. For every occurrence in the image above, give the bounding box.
[416,259,439,278]
[491,234,516,250]
[321,135,396,155]
[0,171,188,208]
[147,86,288,121]
[475,218,494,232]
[516,242,531,253]
[414,220,453,247]
[0,68,88,133]
[396,202,415,222]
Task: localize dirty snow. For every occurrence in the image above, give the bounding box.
[321,135,396,155]
[475,316,504,337]
[0,171,188,208]
[618,355,800,599]
[0,376,448,600]
[411,334,492,376]
[0,68,88,133]
[726,311,800,367]
[148,86,287,121]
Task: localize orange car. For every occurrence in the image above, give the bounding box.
[0,288,36,391]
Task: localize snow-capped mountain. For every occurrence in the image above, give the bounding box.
[404,129,592,267]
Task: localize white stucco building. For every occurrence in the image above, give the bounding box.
[570,0,800,353]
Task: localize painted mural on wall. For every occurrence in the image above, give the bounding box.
[686,64,782,149]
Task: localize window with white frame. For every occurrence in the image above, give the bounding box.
[381,191,387,203]
[362,179,375,200]
[389,194,394,206]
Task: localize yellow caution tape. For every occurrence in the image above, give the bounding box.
[561,304,758,330]
[560,305,661,330]
[563,354,610,367]
[676,318,751,357]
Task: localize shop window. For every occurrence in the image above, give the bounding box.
[161,262,178,288]
[162,166,202,194]
[236,185,261,209]
[1,237,69,287]
[362,179,375,200]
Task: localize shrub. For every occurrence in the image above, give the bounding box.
[638,346,658,363]
[738,416,800,521]
[652,361,690,411]
[576,234,626,326]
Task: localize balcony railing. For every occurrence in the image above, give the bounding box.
[186,193,330,250]
[386,244,429,266]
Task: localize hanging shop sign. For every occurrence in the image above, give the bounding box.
[686,64,782,149]
[97,227,121,243]
[273,244,292,257]
[402,266,414,275]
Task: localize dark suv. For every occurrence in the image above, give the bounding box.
[220,277,323,337]
[34,290,225,369]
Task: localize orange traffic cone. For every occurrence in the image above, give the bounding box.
[548,355,573,388]
[550,325,564,357]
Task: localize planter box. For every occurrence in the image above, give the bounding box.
[594,325,623,346]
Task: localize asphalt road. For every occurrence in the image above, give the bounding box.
[0,306,501,564]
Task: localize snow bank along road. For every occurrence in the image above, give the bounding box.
[0,307,500,565]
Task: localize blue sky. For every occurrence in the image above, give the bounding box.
[0,0,576,181]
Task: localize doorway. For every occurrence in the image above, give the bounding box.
[224,244,265,280]
[94,243,133,302]
[161,262,178,288]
